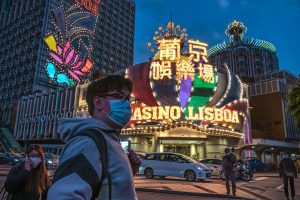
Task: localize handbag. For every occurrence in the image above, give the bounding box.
[283,161,295,177]
[0,186,11,200]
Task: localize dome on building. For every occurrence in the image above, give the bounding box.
[208,20,279,83]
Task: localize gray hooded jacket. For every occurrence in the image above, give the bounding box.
[47,117,137,200]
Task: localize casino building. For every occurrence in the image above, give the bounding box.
[120,22,250,159]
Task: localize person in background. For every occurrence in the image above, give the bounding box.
[231,147,235,154]
[222,147,237,196]
[47,75,141,200]
[4,144,50,200]
[279,152,297,200]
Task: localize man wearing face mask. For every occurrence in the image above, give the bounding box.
[47,75,141,200]
[279,152,297,200]
[222,147,237,196]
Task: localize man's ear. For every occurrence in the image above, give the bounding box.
[93,96,103,110]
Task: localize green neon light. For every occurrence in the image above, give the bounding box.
[184,72,217,116]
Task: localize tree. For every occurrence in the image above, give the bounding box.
[287,81,300,128]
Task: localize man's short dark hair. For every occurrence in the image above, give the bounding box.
[86,75,133,115]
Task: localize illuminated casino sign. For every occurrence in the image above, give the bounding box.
[132,106,239,123]
[126,22,248,129]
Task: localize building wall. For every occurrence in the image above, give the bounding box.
[250,93,285,141]
[1,0,136,128]
[249,71,300,141]
[92,0,135,74]
[0,0,46,126]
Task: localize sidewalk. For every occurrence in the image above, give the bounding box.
[254,172,279,177]
[254,172,300,177]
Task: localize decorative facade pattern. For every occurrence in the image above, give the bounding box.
[14,87,76,141]
[0,0,136,127]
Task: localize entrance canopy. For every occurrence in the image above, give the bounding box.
[236,138,300,153]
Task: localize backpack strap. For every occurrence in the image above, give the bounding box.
[78,129,112,200]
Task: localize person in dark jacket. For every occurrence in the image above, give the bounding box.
[222,147,237,196]
[4,144,50,200]
[279,152,297,200]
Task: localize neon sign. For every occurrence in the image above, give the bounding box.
[44,4,98,86]
[132,106,239,123]
[127,22,249,129]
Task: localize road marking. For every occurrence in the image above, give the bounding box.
[276,184,283,190]
[192,184,216,193]
[254,177,267,181]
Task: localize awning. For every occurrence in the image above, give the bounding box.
[236,138,300,152]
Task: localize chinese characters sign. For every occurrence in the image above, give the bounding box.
[150,38,215,85]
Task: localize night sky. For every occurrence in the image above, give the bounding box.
[133,0,300,75]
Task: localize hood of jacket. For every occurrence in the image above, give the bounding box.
[58,117,112,143]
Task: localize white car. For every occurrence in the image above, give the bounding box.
[200,158,222,176]
[139,152,211,181]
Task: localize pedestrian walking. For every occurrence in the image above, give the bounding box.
[222,147,237,196]
[279,152,297,200]
[47,75,141,200]
[4,144,50,200]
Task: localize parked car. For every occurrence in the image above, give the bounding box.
[44,153,59,169]
[245,158,266,172]
[139,152,211,181]
[200,158,222,176]
[0,153,22,166]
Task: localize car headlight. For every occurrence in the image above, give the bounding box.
[195,166,203,171]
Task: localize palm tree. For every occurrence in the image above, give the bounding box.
[287,81,300,128]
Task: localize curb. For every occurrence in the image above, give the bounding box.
[136,188,253,199]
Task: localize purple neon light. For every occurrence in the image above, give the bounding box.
[71,54,79,66]
[179,76,192,109]
[68,69,80,81]
[57,45,62,55]
[74,70,84,75]
[72,61,82,69]
[63,41,70,58]
[65,49,75,65]
[50,52,63,64]
[245,118,251,158]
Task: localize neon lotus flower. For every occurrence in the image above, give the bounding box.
[44,35,93,86]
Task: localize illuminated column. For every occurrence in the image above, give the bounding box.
[150,135,158,152]
[159,143,164,152]
[190,144,196,157]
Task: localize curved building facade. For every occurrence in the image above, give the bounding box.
[208,20,279,83]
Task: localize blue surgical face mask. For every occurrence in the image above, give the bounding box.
[107,99,132,128]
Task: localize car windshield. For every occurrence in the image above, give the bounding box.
[180,155,197,163]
